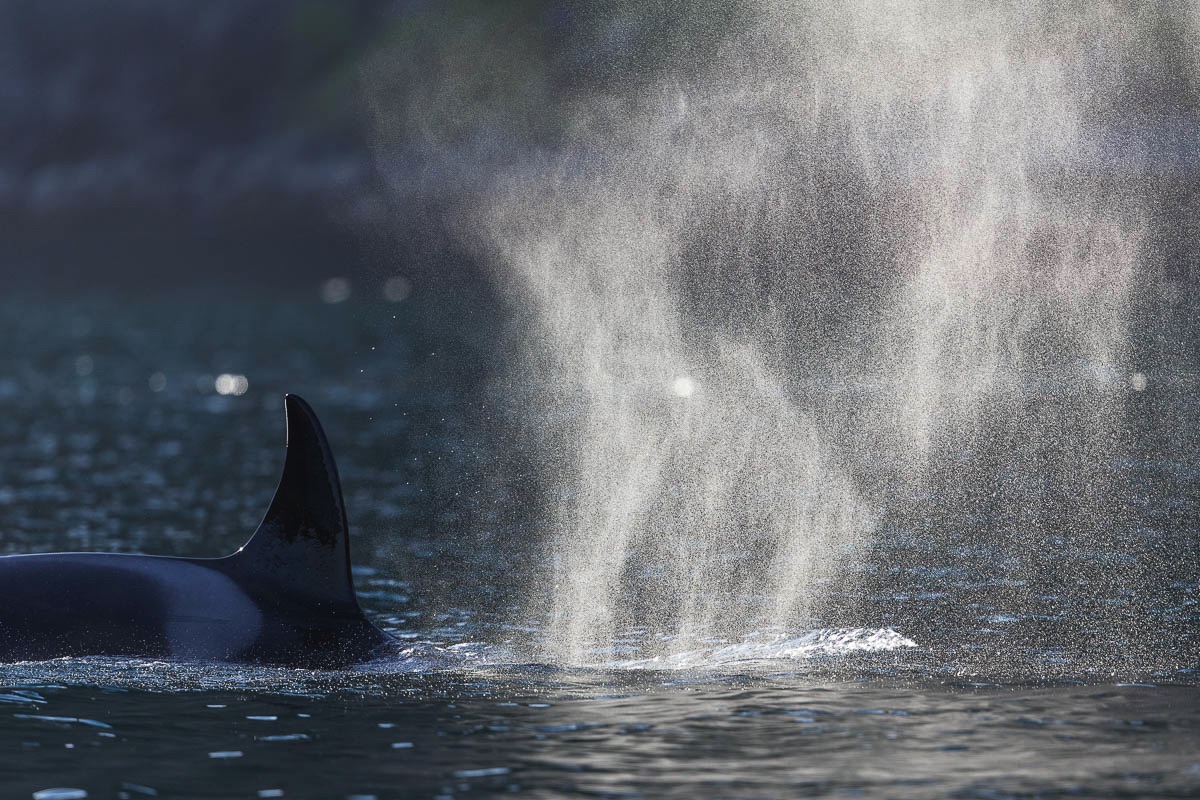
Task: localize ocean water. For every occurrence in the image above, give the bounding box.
[3,667,1200,799]
[0,292,1197,799]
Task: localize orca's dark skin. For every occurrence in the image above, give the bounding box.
[0,395,395,668]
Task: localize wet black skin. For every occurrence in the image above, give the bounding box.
[0,395,395,668]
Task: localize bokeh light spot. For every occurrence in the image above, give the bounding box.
[671,376,696,398]
[214,374,249,396]
[320,277,352,304]
[382,275,412,302]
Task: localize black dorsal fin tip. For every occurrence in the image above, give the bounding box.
[236,394,358,608]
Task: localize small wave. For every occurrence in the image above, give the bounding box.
[0,631,917,691]
[604,628,918,670]
[0,641,517,694]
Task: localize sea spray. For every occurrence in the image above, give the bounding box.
[365,1,1166,664]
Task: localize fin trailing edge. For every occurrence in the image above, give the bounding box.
[236,394,358,608]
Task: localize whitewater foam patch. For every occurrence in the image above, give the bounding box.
[605,628,918,670]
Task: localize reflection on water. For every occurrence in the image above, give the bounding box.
[2,666,1199,799]
[0,292,1197,797]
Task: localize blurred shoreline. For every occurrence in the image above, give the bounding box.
[0,0,391,292]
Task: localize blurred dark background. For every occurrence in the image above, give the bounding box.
[0,0,393,291]
[0,0,754,294]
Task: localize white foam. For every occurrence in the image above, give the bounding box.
[604,628,918,671]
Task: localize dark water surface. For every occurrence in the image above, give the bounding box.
[0,292,1197,798]
[2,670,1199,800]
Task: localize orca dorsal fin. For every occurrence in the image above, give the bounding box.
[235,394,358,608]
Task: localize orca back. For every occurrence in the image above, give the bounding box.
[0,394,393,668]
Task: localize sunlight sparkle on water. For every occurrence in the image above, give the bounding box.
[214,374,249,396]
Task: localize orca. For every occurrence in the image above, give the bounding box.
[0,395,395,668]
